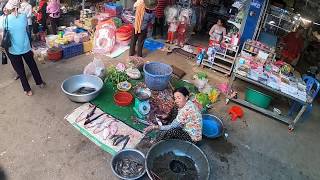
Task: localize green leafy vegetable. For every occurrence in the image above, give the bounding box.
[105,66,128,86]
[195,92,210,106]
[196,72,207,80]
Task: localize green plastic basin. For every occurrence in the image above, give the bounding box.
[245,87,272,109]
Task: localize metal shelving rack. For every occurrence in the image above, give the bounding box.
[202,45,239,75]
[241,41,276,61]
[259,5,300,37]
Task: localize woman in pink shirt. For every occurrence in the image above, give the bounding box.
[46,0,60,34]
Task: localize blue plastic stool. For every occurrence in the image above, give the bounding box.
[288,76,320,120]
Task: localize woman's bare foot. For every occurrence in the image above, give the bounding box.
[24,91,33,96]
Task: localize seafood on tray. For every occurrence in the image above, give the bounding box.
[110,134,130,150]
[72,104,139,151]
[75,104,96,123]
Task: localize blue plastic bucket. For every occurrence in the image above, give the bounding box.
[143,62,172,91]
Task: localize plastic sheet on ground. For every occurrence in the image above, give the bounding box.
[143,38,165,52]
[105,44,130,58]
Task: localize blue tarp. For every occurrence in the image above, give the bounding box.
[143,38,165,51]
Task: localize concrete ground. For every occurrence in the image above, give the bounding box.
[0,47,320,180]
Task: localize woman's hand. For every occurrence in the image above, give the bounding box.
[143,125,159,134]
[156,114,168,120]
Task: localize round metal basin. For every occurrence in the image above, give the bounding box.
[146,140,210,180]
[61,74,103,103]
[111,149,146,180]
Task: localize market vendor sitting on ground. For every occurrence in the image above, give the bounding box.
[144,87,203,144]
[129,0,156,57]
[280,27,304,66]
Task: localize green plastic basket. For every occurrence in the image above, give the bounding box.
[245,87,272,109]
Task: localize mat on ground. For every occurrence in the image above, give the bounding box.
[65,103,144,155]
[91,80,198,133]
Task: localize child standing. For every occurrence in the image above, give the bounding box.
[166,19,177,44]
[176,16,188,47]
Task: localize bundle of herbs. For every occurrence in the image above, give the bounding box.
[105,66,129,86]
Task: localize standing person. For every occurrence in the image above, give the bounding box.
[176,16,188,47]
[208,19,226,46]
[19,0,32,44]
[152,0,167,39]
[166,18,177,44]
[144,87,203,144]
[0,0,45,96]
[36,0,47,32]
[280,27,304,66]
[129,0,157,57]
[46,0,60,35]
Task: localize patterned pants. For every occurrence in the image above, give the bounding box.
[167,31,175,43]
[154,127,193,143]
[177,33,185,46]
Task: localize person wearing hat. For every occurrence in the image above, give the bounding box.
[129,0,157,57]
[0,0,45,96]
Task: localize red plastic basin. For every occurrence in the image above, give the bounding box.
[113,91,133,106]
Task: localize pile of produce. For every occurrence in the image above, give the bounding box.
[105,66,129,86]
[127,56,145,70]
[196,72,207,80]
[195,92,210,107]
[208,88,220,103]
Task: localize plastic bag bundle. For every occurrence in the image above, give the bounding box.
[63,32,76,42]
[164,6,179,23]
[83,58,106,79]
[93,24,116,53]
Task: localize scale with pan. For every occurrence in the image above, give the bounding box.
[133,87,152,125]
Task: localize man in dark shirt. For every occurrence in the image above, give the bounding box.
[152,0,167,38]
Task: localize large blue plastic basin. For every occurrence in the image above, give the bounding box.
[202,114,224,138]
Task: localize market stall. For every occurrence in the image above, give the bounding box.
[61,57,221,179]
[31,1,136,62]
[226,39,314,130]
